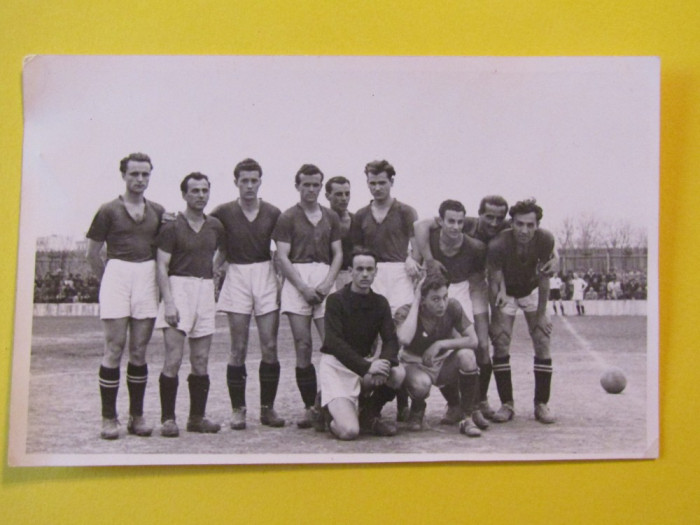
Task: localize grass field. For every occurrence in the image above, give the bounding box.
[21,313,652,463]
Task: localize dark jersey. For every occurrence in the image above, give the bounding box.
[210,200,280,264]
[462,216,511,244]
[87,196,165,262]
[487,228,555,298]
[429,229,486,283]
[394,298,471,357]
[351,200,417,262]
[272,204,341,264]
[321,285,399,377]
[156,213,224,279]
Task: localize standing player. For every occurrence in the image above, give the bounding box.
[571,272,588,315]
[319,247,406,439]
[350,160,420,420]
[395,272,482,437]
[324,176,354,290]
[155,173,224,437]
[210,158,285,430]
[413,195,510,421]
[86,152,165,440]
[487,198,556,424]
[549,273,565,315]
[273,164,343,428]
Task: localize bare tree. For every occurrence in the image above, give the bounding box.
[556,216,577,249]
[602,219,634,250]
[576,213,602,250]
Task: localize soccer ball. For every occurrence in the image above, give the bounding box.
[600,367,627,394]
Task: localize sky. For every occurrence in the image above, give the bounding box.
[19,56,659,244]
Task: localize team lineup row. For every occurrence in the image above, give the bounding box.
[87,153,557,442]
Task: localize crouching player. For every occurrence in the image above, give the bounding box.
[319,248,406,440]
[395,271,482,437]
[155,173,225,437]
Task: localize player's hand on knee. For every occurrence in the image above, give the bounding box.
[368,359,391,377]
[533,315,552,337]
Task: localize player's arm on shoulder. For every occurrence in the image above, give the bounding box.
[156,248,179,327]
[86,239,106,280]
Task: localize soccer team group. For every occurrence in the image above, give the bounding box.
[87,153,558,442]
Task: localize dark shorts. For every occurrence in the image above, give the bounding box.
[549,289,562,300]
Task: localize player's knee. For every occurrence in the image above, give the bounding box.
[406,375,431,400]
[531,330,551,357]
[490,329,511,353]
[456,349,477,371]
[387,365,406,389]
[259,340,278,362]
[332,419,360,441]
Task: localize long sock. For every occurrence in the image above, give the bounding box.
[478,362,493,402]
[259,361,281,407]
[126,362,148,417]
[458,369,479,415]
[159,373,179,422]
[188,374,210,418]
[295,364,317,408]
[367,384,397,418]
[534,358,553,404]
[581,304,585,315]
[439,382,460,407]
[226,364,247,409]
[492,355,513,404]
[99,365,120,419]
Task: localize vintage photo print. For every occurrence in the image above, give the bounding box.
[10,56,659,466]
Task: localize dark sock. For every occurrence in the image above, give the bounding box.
[259,361,281,407]
[226,364,247,409]
[126,362,148,417]
[396,389,409,411]
[295,364,317,408]
[188,374,210,418]
[367,384,397,418]
[439,382,460,407]
[159,373,179,422]
[458,369,479,415]
[99,365,120,419]
[492,355,513,404]
[478,362,493,402]
[534,357,553,404]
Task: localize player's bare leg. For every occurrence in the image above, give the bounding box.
[226,312,251,429]
[490,312,516,423]
[473,312,494,421]
[186,335,220,433]
[327,398,360,440]
[98,318,129,439]
[524,310,555,424]
[438,349,482,437]
[287,313,319,428]
[159,327,186,437]
[255,311,285,427]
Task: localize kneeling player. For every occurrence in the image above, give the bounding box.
[395,272,482,437]
[319,248,405,439]
[155,173,225,437]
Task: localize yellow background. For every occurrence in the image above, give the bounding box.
[1,1,697,523]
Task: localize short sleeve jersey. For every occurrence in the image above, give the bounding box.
[209,200,281,264]
[394,298,471,357]
[429,228,486,283]
[272,204,341,264]
[487,228,555,299]
[156,213,224,278]
[351,200,418,262]
[86,196,165,262]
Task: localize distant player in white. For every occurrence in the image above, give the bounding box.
[549,273,565,315]
[86,152,164,440]
[571,272,588,315]
[210,158,285,430]
[272,164,343,428]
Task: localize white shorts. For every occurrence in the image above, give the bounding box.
[333,269,353,292]
[373,262,415,314]
[449,280,474,323]
[469,272,489,316]
[280,262,329,319]
[319,354,364,409]
[155,276,216,338]
[217,261,279,316]
[500,288,540,316]
[99,259,158,320]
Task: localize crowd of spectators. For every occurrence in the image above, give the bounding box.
[34,271,100,303]
[557,269,647,300]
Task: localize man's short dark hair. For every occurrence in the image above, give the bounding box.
[120,152,152,174]
[295,164,324,185]
[325,176,350,194]
[350,246,378,267]
[420,270,449,297]
[509,198,543,223]
[364,160,396,181]
[234,158,262,181]
[478,195,509,215]
[438,199,466,219]
[180,172,211,193]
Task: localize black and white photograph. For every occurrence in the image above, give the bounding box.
[9,55,659,466]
